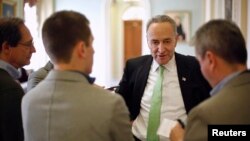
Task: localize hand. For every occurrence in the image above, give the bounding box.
[170,122,185,141]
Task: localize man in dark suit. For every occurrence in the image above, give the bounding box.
[0,17,36,141]
[116,15,211,141]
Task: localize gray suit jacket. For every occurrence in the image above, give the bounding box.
[27,61,53,91]
[184,70,250,141]
[22,70,134,141]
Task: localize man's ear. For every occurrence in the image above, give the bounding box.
[205,51,216,70]
[76,41,86,58]
[1,42,11,54]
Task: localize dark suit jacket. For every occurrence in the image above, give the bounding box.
[116,53,211,120]
[0,69,24,141]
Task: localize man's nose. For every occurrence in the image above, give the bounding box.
[158,42,165,52]
[31,46,36,53]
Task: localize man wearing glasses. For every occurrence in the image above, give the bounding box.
[0,17,35,141]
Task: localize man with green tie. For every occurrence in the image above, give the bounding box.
[116,15,211,141]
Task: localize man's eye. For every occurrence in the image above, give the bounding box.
[163,40,171,44]
[152,41,159,45]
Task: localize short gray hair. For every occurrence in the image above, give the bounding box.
[192,19,247,64]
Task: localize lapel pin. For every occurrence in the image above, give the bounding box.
[182,77,186,81]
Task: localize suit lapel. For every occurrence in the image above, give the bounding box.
[175,53,193,113]
[134,56,153,100]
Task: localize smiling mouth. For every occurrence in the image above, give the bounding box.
[158,55,166,58]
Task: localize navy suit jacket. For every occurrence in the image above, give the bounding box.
[116,53,211,120]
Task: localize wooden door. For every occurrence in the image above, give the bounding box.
[124,20,142,65]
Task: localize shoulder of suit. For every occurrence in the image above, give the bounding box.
[126,55,152,64]
[175,52,196,60]
[44,61,53,71]
[90,86,124,100]
[225,70,250,87]
[30,67,49,79]
[0,70,24,92]
[175,52,198,66]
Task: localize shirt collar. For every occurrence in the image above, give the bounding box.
[0,60,21,79]
[210,71,242,96]
[152,54,176,72]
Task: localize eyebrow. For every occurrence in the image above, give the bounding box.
[150,37,172,41]
[164,38,172,41]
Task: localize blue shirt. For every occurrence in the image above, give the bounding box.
[0,60,20,79]
[210,71,241,96]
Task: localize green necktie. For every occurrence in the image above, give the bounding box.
[147,65,164,141]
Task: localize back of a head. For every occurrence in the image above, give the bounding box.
[42,10,91,64]
[193,19,247,65]
[0,17,24,52]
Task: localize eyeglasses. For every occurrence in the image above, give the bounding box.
[18,41,34,48]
